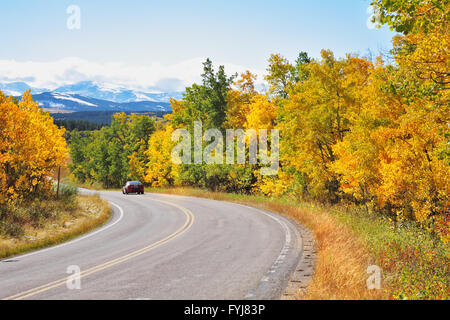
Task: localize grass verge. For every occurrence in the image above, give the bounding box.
[63,177,121,192]
[0,194,111,260]
[148,187,448,300]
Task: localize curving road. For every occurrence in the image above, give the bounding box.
[0,191,303,300]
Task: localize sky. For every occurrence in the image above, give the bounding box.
[0,0,396,92]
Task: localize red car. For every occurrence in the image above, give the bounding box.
[122,181,144,195]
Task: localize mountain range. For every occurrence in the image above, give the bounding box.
[0,81,183,112]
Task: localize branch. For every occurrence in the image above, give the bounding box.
[414,6,437,17]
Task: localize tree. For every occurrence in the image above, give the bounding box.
[144,125,177,187]
[69,113,155,187]
[279,51,372,202]
[373,0,449,89]
[371,0,448,35]
[225,71,258,129]
[0,91,68,204]
[265,54,294,99]
[357,0,450,221]
[245,94,277,130]
[172,58,236,130]
[264,51,311,99]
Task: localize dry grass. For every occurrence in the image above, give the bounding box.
[148,187,387,300]
[0,194,111,259]
[279,204,384,300]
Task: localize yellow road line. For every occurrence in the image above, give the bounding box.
[2,198,195,300]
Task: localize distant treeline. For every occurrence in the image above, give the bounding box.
[54,119,105,131]
[51,110,170,126]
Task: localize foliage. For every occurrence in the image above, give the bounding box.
[264,51,311,99]
[69,113,155,188]
[165,60,261,191]
[277,51,372,202]
[172,58,236,130]
[0,186,77,237]
[0,91,68,205]
[144,125,177,187]
[371,0,448,35]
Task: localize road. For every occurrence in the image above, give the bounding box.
[0,191,303,300]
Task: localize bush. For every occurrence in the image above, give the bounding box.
[0,185,79,237]
[178,164,257,193]
[53,183,79,198]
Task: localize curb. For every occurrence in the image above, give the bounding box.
[281,223,316,299]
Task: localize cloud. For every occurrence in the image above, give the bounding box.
[0,57,265,92]
[154,78,185,93]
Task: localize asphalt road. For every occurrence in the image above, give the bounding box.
[0,191,303,300]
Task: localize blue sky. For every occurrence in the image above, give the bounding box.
[0,0,396,91]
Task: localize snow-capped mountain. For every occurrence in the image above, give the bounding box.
[0,81,182,112]
[53,81,184,103]
[30,92,171,112]
[1,81,183,103]
[0,82,49,96]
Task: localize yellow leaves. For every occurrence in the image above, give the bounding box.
[270,41,448,223]
[330,56,449,221]
[277,51,375,200]
[259,171,290,198]
[244,94,277,130]
[225,71,258,129]
[225,89,250,128]
[393,20,449,88]
[129,152,145,182]
[236,70,257,95]
[264,54,294,98]
[0,90,68,204]
[144,125,177,187]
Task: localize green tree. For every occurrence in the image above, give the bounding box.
[172,58,235,130]
[69,113,155,188]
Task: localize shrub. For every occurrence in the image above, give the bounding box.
[53,183,79,198]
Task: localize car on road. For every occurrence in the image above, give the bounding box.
[122,181,144,195]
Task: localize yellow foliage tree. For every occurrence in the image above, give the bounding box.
[144,125,178,187]
[0,91,68,204]
[225,71,258,129]
[331,2,449,221]
[278,51,372,201]
[245,94,277,130]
